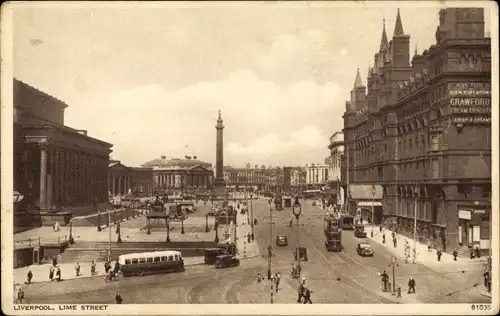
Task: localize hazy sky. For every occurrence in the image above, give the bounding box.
[12,2,492,167]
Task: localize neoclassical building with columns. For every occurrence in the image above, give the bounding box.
[13,79,112,229]
[142,156,214,194]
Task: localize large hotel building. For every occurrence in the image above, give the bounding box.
[342,8,491,253]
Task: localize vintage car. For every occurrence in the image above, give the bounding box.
[294,247,308,261]
[215,255,240,268]
[357,242,374,257]
[354,224,367,238]
[276,235,288,247]
[284,197,292,208]
[204,248,227,264]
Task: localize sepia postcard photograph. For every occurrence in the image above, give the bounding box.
[1,1,498,315]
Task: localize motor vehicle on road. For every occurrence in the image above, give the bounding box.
[276,234,288,247]
[354,224,367,238]
[118,250,185,277]
[215,255,240,268]
[294,247,308,261]
[356,242,374,257]
[204,248,227,264]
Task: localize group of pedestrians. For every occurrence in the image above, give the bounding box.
[297,278,312,304]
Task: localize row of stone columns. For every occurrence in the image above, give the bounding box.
[109,175,132,195]
[155,173,210,188]
[38,142,106,209]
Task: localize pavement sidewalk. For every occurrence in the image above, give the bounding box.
[234,208,261,260]
[364,225,487,270]
[14,256,205,286]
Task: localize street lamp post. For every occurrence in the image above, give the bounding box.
[97,209,102,232]
[215,220,219,243]
[267,199,273,280]
[250,194,254,241]
[414,187,419,258]
[117,221,122,243]
[292,198,302,281]
[181,216,185,234]
[107,210,112,262]
[69,218,74,244]
[205,214,209,233]
[166,216,171,243]
[389,256,398,294]
[371,185,376,237]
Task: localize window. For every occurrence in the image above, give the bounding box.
[161,256,168,261]
[125,259,131,265]
[154,257,160,263]
[480,215,490,239]
[139,258,146,263]
[168,255,174,261]
[175,255,179,260]
[146,257,153,263]
[132,258,138,264]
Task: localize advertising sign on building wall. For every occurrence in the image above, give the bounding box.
[448,83,491,125]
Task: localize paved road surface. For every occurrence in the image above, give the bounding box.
[22,258,264,304]
[252,199,488,304]
[21,199,488,304]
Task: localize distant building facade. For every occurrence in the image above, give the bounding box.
[342,8,491,252]
[142,156,214,194]
[327,131,345,205]
[306,163,329,187]
[108,161,154,196]
[290,167,307,190]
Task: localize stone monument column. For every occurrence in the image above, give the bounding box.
[213,110,226,196]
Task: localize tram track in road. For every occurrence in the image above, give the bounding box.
[184,265,263,304]
[299,227,393,304]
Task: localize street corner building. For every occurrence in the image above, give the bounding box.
[341,8,492,254]
[13,79,113,232]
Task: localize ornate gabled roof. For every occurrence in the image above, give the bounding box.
[380,19,389,52]
[393,9,405,36]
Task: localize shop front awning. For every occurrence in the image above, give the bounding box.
[357,201,382,207]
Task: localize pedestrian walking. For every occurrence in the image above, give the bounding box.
[115,293,123,304]
[26,270,33,284]
[16,286,25,304]
[452,249,458,261]
[470,248,475,259]
[75,262,81,277]
[379,225,383,233]
[52,222,56,232]
[483,270,490,288]
[381,270,389,292]
[52,256,57,267]
[437,249,442,262]
[91,260,96,276]
[104,261,111,274]
[49,266,54,281]
[382,233,386,244]
[427,241,432,252]
[275,273,281,293]
[56,267,62,282]
[297,282,304,303]
[407,277,416,294]
[393,238,397,248]
[302,286,312,304]
[475,247,481,258]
